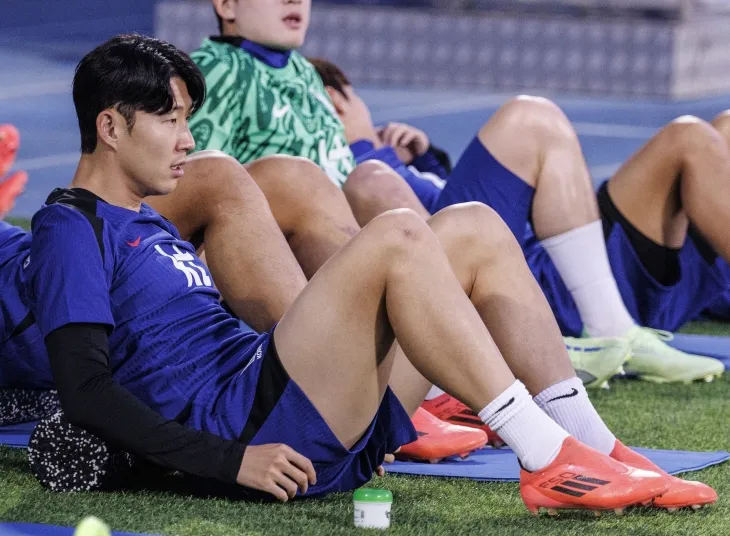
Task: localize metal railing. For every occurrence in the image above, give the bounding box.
[316,0,730,19]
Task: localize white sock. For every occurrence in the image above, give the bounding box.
[534,377,616,455]
[541,220,635,337]
[425,386,445,400]
[478,380,568,472]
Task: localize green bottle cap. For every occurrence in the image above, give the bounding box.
[353,488,393,503]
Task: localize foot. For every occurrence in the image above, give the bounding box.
[0,171,28,218]
[520,437,669,515]
[565,336,630,389]
[421,393,504,447]
[623,326,724,384]
[611,440,717,510]
[397,407,489,463]
[0,124,20,178]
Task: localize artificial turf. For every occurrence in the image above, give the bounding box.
[1,217,729,535]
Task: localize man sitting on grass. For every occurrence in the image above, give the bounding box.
[3,34,714,512]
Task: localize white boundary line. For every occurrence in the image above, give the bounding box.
[14,153,79,171]
[0,80,71,101]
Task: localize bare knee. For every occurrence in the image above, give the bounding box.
[431,202,520,259]
[711,110,730,145]
[344,161,411,208]
[185,151,267,210]
[344,160,428,225]
[248,154,335,199]
[480,95,576,147]
[662,116,728,162]
[366,208,434,257]
[247,155,351,223]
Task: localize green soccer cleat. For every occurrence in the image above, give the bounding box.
[622,326,725,384]
[565,336,631,389]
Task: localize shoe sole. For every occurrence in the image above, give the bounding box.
[661,502,715,512]
[397,442,487,464]
[631,372,724,384]
[522,482,662,516]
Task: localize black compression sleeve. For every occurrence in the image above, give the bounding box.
[45,323,245,484]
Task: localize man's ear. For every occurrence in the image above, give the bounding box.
[325,86,347,116]
[96,109,124,151]
[213,0,236,26]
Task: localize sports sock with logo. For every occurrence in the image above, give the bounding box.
[534,376,616,455]
[541,220,636,338]
[478,380,568,472]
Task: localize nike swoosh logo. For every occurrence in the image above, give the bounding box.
[495,397,515,414]
[546,388,579,404]
[272,104,290,119]
[126,236,141,247]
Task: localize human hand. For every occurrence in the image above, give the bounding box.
[236,443,317,502]
[377,123,429,164]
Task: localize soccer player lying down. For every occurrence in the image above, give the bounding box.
[14,34,715,512]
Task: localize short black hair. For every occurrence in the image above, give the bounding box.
[73,34,206,154]
[308,58,351,100]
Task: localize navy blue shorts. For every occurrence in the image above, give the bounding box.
[430,136,730,335]
[191,333,416,498]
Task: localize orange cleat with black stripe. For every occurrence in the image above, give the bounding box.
[421,393,504,448]
[610,440,717,511]
[397,407,489,463]
[520,437,669,516]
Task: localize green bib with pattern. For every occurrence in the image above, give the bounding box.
[189,39,355,187]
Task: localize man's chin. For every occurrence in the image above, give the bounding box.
[267,34,307,51]
[145,181,178,199]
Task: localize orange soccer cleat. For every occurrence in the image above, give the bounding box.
[397,407,489,463]
[0,171,28,217]
[0,124,20,178]
[610,440,717,511]
[421,393,504,447]
[520,437,669,516]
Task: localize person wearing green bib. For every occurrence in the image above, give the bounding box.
[189,0,355,187]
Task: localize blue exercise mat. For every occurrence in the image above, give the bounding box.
[386,447,729,482]
[0,421,36,449]
[669,333,730,369]
[0,523,156,536]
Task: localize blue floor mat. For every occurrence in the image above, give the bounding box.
[669,334,730,368]
[0,421,36,449]
[0,523,156,536]
[386,447,729,482]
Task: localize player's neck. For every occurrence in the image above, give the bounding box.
[72,154,144,212]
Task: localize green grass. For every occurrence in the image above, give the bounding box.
[2,217,730,534]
